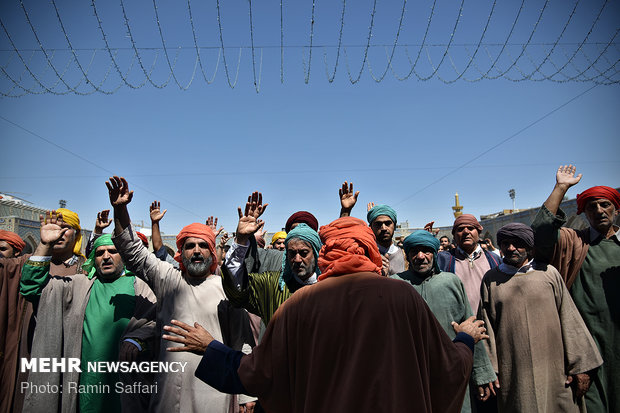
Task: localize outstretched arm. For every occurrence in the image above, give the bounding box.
[106,176,134,235]
[339,181,359,218]
[150,200,167,252]
[543,165,582,215]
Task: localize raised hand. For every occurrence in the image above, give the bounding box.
[367,202,376,212]
[555,165,582,188]
[206,216,224,238]
[218,232,230,249]
[339,181,359,211]
[236,192,269,240]
[106,176,133,207]
[150,201,167,223]
[94,210,111,234]
[424,221,435,233]
[39,210,69,245]
[255,221,267,239]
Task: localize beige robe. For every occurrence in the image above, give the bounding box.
[113,226,231,413]
[479,264,602,413]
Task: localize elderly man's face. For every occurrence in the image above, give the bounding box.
[273,238,286,251]
[407,246,435,276]
[584,198,617,235]
[453,225,479,252]
[286,238,315,281]
[0,240,18,258]
[370,216,395,245]
[95,245,124,279]
[500,238,530,268]
[182,237,212,277]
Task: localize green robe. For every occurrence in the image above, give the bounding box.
[391,270,497,413]
[532,205,620,413]
[79,275,135,413]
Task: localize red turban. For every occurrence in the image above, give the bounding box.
[318,217,382,280]
[285,211,319,233]
[576,186,620,215]
[174,223,218,274]
[452,214,483,234]
[136,231,149,248]
[0,230,26,253]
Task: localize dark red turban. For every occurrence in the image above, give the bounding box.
[452,214,483,234]
[318,217,382,280]
[174,223,218,274]
[576,186,620,215]
[136,231,149,248]
[0,230,26,253]
[285,211,319,233]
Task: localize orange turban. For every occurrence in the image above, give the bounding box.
[576,186,620,215]
[174,223,218,274]
[318,217,382,280]
[0,230,26,253]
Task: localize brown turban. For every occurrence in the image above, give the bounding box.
[576,186,620,215]
[452,214,483,234]
[0,230,26,253]
[174,223,218,274]
[318,217,382,280]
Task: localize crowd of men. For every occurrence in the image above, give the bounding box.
[0,165,617,413]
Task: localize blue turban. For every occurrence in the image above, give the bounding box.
[278,223,322,291]
[402,230,440,274]
[367,204,397,226]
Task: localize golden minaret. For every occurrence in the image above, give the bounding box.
[452,193,463,218]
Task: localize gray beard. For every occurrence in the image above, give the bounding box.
[183,255,213,277]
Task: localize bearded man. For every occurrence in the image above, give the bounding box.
[107,176,254,413]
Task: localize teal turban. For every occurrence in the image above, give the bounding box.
[278,223,322,291]
[402,230,440,274]
[367,204,397,225]
[82,234,129,279]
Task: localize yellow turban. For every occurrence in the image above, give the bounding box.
[271,231,287,245]
[56,208,85,258]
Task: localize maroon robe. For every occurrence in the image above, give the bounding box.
[238,272,474,413]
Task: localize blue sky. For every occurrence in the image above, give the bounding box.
[1,0,618,235]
